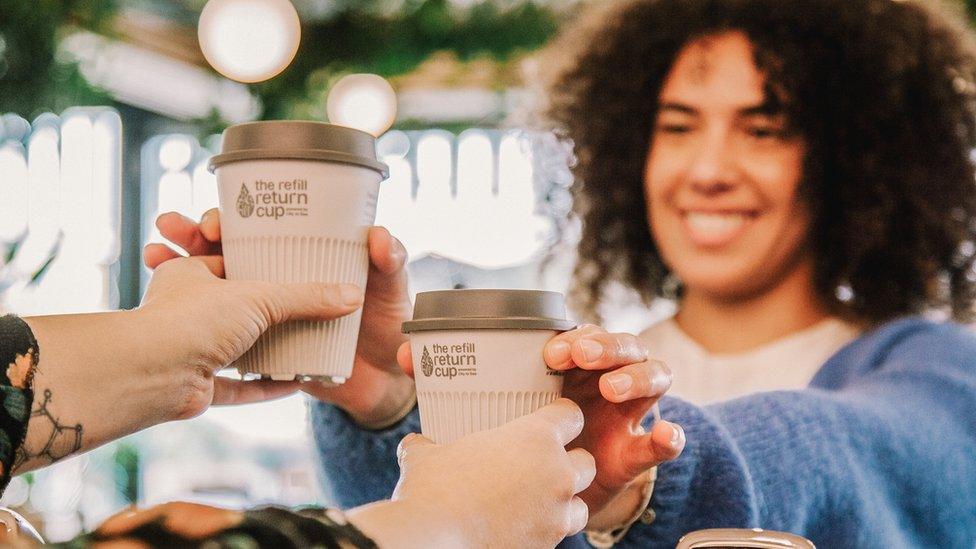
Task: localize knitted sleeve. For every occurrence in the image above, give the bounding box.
[309,400,421,507]
[622,319,976,548]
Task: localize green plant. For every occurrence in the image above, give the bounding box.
[0,234,61,296]
[0,0,118,118]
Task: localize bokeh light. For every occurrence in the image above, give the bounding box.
[158,136,193,172]
[198,0,301,83]
[326,73,398,136]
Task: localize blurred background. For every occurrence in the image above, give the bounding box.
[3,0,976,541]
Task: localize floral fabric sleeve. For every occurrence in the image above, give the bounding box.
[0,315,37,495]
[52,504,379,548]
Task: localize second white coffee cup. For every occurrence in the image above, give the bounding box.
[402,289,576,444]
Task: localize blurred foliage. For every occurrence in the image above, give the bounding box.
[252,0,567,123]
[112,441,140,504]
[0,233,61,296]
[11,0,975,128]
[0,0,568,127]
[0,0,117,118]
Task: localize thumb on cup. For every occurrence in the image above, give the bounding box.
[396,341,415,378]
[518,398,585,447]
[397,432,434,467]
[199,208,222,242]
[251,282,364,325]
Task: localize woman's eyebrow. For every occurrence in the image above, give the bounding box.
[740,98,784,117]
[658,102,697,114]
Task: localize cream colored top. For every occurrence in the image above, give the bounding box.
[638,317,861,405]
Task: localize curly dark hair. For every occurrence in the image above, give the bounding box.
[543,0,976,325]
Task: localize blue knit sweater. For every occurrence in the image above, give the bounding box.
[309,317,976,548]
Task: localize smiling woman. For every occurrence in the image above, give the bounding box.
[548,0,976,330]
[527,0,976,546]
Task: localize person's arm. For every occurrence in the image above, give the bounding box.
[15,310,205,474]
[621,319,976,548]
[8,257,366,477]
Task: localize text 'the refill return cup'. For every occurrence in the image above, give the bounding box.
[210,121,389,383]
[402,289,577,444]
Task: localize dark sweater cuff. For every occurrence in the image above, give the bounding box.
[0,314,37,495]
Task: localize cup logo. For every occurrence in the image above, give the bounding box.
[421,346,434,377]
[236,183,255,218]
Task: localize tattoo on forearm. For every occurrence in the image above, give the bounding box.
[14,389,83,470]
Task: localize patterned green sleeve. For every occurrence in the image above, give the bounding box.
[53,506,379,548]
[0,315,37,495]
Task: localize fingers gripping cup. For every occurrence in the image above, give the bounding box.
[402,289,576,444]
[210,121,389,382]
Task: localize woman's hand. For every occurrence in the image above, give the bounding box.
[145,210,416,426]
[349,398,596,548]
[397,324,685,530]
[140,255,365,420]
[544,325,684,529]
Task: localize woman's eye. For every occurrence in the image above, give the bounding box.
[747,126,784,139]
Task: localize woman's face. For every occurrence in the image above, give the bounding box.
[644,31,812,301]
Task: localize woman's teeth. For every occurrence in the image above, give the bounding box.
[684,212,748,236]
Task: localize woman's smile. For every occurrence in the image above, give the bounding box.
[680,209,759,248]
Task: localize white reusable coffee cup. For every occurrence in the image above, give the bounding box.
[402,289,576,444]
[210,121,389,383]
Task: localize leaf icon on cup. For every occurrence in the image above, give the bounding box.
[237,183,255,218]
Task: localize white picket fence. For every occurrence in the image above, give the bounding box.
[0,109,122,315]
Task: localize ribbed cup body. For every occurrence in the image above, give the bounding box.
[417,390,561,444]
[224,236,367,380]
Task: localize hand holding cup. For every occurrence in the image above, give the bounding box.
[146,210,415,425]
[544,325,685,529]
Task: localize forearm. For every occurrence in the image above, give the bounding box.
[347,500,462,548]
[622,377,976,548]
[17,310,185,473]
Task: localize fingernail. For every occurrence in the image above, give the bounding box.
[201,209,214,224]
[390,238,407,265]
[339,284,363,306]
[651,372,671,394]
[547,341,571,363]
[669,424,685,449]
[579,339,603,362]
[607,373,632,396]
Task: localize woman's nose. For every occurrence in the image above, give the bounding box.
[686,135,737,194]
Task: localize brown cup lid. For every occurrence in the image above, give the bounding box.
[208,120,389,178]
[402,289,577,332]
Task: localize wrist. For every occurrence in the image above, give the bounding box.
[122,306,203,422]
[309,369,415,427]
[586,469,654,531]
[346,373,416,428]
[347,499,462,548]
